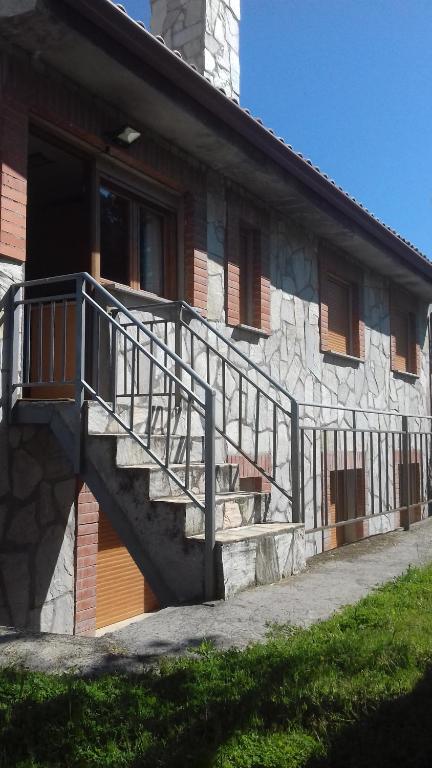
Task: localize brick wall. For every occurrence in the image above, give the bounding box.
[74,481,99,636]
[184,191,208,313]
[0,101,28,263]
[227,452,271,492]
[1,49,209,308]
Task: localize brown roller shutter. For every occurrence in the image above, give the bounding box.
[392,309,409,372]
[327,276,350,355]
[96,511,158,630]
[319,246,364,359]
[390,287,419,375]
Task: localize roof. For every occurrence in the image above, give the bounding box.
[109,1,428,264]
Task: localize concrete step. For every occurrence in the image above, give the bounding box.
[115,432,227,466]
[116,433,204,465]
[154,490,268,536]
[120,462,240,498]
[87,400,205,437]
[189,522,305,599]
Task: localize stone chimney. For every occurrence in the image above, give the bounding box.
[150,0,240,101]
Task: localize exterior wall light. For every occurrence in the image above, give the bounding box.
[112,126,142,147]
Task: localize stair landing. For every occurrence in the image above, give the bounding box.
[190,522,305,599]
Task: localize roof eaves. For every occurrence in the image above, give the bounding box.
[66,0,432,278]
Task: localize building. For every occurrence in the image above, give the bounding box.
[0,0,431,636]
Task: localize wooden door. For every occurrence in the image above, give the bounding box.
[27,301,76,399]
[96,511,158,630]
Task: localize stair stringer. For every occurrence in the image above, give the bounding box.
[48,403,206,606]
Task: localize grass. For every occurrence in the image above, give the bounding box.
[1,565,432,767]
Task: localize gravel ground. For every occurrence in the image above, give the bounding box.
[1,519,432,676]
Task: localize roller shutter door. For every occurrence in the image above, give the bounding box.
[96,511,158,630]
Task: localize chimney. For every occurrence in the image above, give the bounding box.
[150,0,240,101]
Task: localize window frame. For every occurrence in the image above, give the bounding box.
[238,224,259,328]
[390,287,419,377]
[325,272,354,357]
[93,164,179,301]
[225,194,271,334]
[319,245,364,361]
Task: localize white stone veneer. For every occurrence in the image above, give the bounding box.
[150,0,240,100]
[0,259,76,634]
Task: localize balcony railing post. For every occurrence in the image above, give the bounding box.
[174,304,183,408]
[74,275,86,473]
[402,414,411,531]
[291,400,301,523]
[204,387,216,600]
[8,284,22,421]
[111,322,118,413]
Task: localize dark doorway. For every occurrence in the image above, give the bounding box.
[26,131,91,281]
[25,132,91,398]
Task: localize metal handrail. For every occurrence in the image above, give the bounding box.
[13,273,214,394]
[120,298,301,519]
[298,400,432,421]
[126,299,297,405]
[8,272,217,599]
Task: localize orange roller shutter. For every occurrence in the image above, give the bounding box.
[96,511,158,630]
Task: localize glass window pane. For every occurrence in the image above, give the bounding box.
[139,207,164,294]
[100,186,130,284]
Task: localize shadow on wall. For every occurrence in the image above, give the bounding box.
[272,238,429,364]
[0,422,76,635]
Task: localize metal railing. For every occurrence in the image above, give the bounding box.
[7,273,217,598]
[113,298,432,537]
[7,275,431,573]
[299,402,432,543]
[117,299,301,521]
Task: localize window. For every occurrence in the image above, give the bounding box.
[239,227,257,327]
[326,275,352,356]
[326,467,366,550]
[139,205,165,295]
[390,289,418,375]
[100,186,130,285]
[99,181,176,299]
[319,246,364,359]
[398,461,422,524]
[225,199,271,333]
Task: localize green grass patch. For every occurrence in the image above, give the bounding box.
[1,565,432,767]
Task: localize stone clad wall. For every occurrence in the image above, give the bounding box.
[0,424,76,634]
[206,186,431,553]
[0,35,429,636]
[0,259,76,634]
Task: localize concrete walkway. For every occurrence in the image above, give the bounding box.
[1,519,432,675]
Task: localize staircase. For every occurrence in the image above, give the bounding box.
[9,273,305,606]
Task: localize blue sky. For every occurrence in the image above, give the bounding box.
[123,0,432,257]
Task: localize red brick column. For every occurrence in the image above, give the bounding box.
[74,481,99,636]
[184,192,208,313]
[0,101,28,263]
